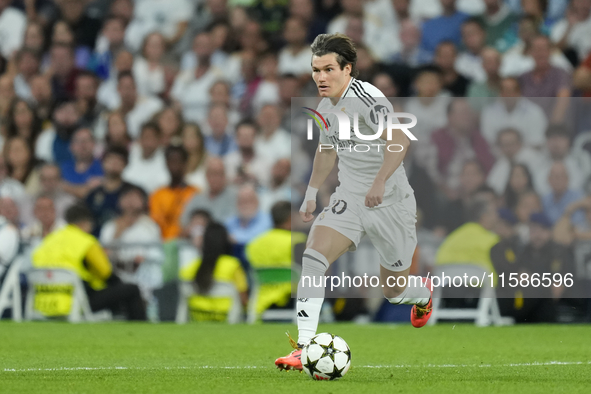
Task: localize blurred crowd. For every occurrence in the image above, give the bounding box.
[0,0,591,321]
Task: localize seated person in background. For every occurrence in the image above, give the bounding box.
[21,194,66,245]
[86,146,136,236]
[225,184,272,247]
[542,161,586,227]
[100,186,163,308]
[0,199,20,281]
[32,204,146,320]
[179,222,248,322]
[436,197,500,274]
[181,157,237,226]
[60,127,104,199]
[35,163,76,221]
[150,145,198,240]
[246,201,306,315]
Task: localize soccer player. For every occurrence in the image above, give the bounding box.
[275,33,433,371]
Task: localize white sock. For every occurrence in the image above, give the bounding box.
[386,275,431,307]
[297,248,329,345]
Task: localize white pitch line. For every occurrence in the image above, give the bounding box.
[2,361,590,373]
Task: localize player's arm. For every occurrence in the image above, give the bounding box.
[365,129,410,208]
[300,145,337,222]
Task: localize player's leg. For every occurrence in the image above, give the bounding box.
[275,225,352,371]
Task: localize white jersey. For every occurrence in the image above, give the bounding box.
[317,78,414,206]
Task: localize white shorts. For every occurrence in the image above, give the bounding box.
[312,189,417,272]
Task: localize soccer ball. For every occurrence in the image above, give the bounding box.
[301,333,351,380]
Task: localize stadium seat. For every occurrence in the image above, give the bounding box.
[246,267,296,324]
[24,269,111,323]
[428,264,514,326]
[175,280,243,324]
[0,259,22,322]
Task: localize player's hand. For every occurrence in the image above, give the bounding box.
[300,200,316,223]
[365,180,385,208]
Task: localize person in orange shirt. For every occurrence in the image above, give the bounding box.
[149,145,199,240]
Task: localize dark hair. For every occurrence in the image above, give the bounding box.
[140,121,161,137]
[311,33,359,78]
[50,41,73,54]
[414,65,443,81]
[65,203,94,224]
[165,144,188,162]
[545,124,570,139]
[195,222,232,294]
[504,164,534,210]
[466,196,493,223]
[271,201,291,228]
[3,136,37,184]
[103,145,129,165]
[190,209,212,222]
[235,119,259,134]
[76,70,99,85]
[6,98,42,146]
[497,128,523,144]
[118,185,149,212]
[462,16,484,30]
[117,70,135,84]
[16,47,41,63]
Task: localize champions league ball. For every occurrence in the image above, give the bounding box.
[301,333,351,380]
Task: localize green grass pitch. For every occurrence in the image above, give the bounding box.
[1,322,590,394]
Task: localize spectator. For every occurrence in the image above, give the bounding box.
[149,145,198,240]
[391,19,431,67]
[35,99,82,164]
[534,125,591,195]
[278,17,313,79]
[60,127,103,199]
[0,0,26,60]
[3,136,40,195]
[50,20,91,69]
[209,80,241,127]
[225,184,272,246]
[420,0,469,56]
[154,106,183,147]
[124,0,192,52]
[29,74,53,122]
[179,221,248,321]
[502,15,572,77]
[255,104,291,164]
[179,20,231,72]
[487,128,541,195]
[22,22,44,54]
[371,73,398,98]
[104,111,131,151]
[32,204,146,320]
[519,36,571,121]
[21,194,66,245]
[182,157,237,225]
[6,98,42,148]
[122,122,169,193]
[428,99,495,194]
[0,195,21,228]
[542,161,586,226]
[252,52,280,117]
[171,32,223,123]
[0,198,19,279]
[108,71,163,139]
[456,18,487,82]
[86,147,135,236]
[434,41,471,96]
[225,120,272,188]
[436,196,500,274]
[573,52,591,96]
[90,16,126,80]
[467,47,502,107]
[503,164,535,210]
[48,42,80,101]
[246,201,306,315]
[13,48,41,101]
[74,71,103,127]
[99,186,163,312]
[550,0,591,62]
[259,159,292,213]
[480,77,548,149]
[289,0,328,43]
[514,190,542,243]
[35,163,76,221]
[204,104,237,157]
[477,0,519,52]
[182,123,207,191]
[54,0,102,54]
[133,32,167,98]
[96,50,134,110]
